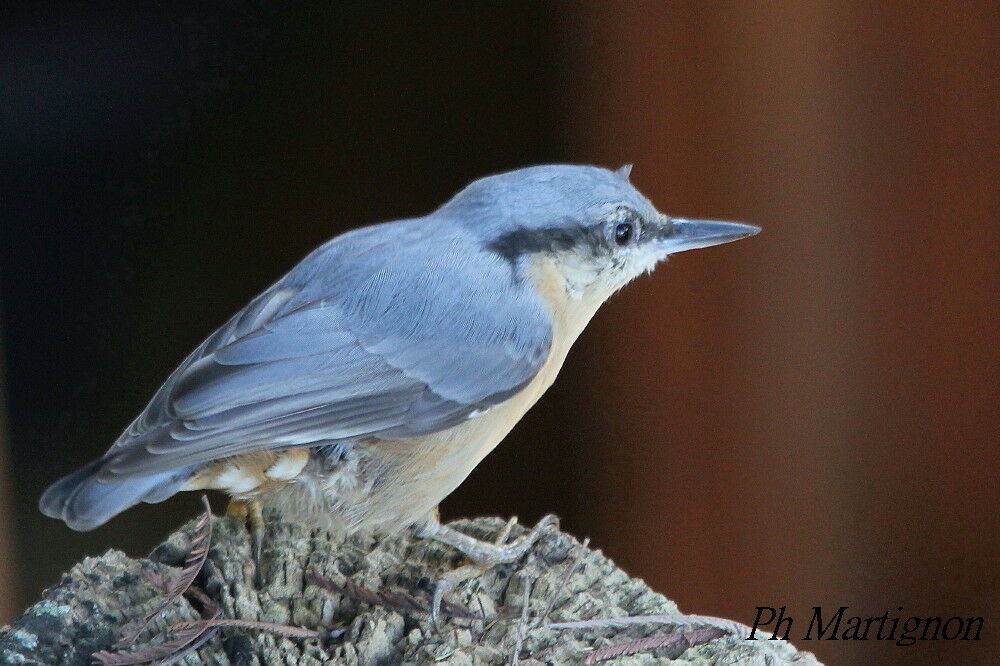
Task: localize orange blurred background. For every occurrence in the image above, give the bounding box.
[1,3,996,664]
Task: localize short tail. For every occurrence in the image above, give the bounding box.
[39,459,188,531]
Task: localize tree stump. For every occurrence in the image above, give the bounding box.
[1,513,820,664]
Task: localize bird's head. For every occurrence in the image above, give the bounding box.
[442,164,759,301]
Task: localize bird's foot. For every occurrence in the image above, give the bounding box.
[226,498,266,583]
[417,514,559,628]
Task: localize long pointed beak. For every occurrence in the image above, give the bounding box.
[654,218,761,254]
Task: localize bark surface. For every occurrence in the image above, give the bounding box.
[1,514,820,665]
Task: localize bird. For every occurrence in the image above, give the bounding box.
[40,164,758,620]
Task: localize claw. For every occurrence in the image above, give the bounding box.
[431,581,445,630]
[422,514,559,631]
[430,562,481,630]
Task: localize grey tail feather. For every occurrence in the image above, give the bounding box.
[39,459,188,531]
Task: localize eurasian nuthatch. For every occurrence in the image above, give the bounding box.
[41,164,758,614]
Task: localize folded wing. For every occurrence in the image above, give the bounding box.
[100,228,553,478]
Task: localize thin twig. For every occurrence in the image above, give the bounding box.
[508,575,533,665]
[310,572,480,620]
[142,571,171,595]
[180,585,219,617]
[168,496,215,604]
[93,607,221,665]
[585,626,726,663]
[114,496,214,648]
[95,498,218,665]
[548,612,748,636]
[169,618,322,640]
[533,537,589,629]
[149,626,219,666]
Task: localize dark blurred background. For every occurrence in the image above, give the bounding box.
[1,3,997,664]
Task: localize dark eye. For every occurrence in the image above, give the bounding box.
[614,222,634,246]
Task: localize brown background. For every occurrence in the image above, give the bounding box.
[1,3,996,664]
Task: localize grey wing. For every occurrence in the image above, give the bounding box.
[100,234,553,479]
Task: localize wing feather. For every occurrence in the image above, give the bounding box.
[99,222,553,479]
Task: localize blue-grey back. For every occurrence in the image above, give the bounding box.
[103,213,553,473]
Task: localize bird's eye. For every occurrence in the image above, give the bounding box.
[614,222,634,246]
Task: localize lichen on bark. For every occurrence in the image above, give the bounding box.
[1,515,820,664]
